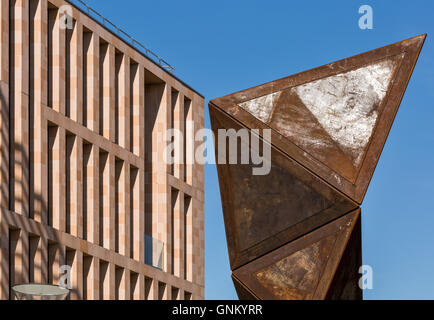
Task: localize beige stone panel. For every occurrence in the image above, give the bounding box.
[185,195,193,282]
[116,267,130,300]
[83,31,99,132]
[30,0,48,106]
[198,201,205,287]
[101,153,115,251]
[145,83,168,266]
[172,190,182,278]
[48,242,65,285]
[149,277,158,300]
[101,43,115,142]
[116,54,130,150]
[48,7,65,114]
[68,136,83,238]
[109,155,116,252]
[0,1,8,83]
[68,21,83,123]
[49,126,66,231]
[11,0,30,217]
[192,198,204,286]
[117,160,130,257]
[0,82,9,212]
[30,0,48,224]
[138,169,145,264]
[10,0,29,95]
[29,235,47,285]
[163,185,171,274]
[99,151,108,249]
[101,262,115,300]
[193,96,205,190]
[10,229,29,291]
[0,211,9,299]
[179,193,186,280]
[12,93,30,217]
[162,85,172,274]
[156,84,170,171]
[184,97,193,185]
[192,96,205,287]
[177,288,184,301]
[83,255,99,300]
[67,249,83,300]
[130,272,143,300]
[158,281,167,300]
[130,166,141,262]
[83,143,99,244]
[136,273,144,300]
[131,63,144,157]
[165,283,173,300]
[174,93,184,180]
[90,144,99,244]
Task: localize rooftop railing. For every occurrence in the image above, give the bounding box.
[67,0,175,72]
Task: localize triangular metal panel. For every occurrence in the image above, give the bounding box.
[232,209,361,300]
[210,35,426,204]
[210,105,357,270]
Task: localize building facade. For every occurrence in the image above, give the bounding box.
[0,0,204,299]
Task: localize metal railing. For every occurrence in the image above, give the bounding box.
[68,0,175,72]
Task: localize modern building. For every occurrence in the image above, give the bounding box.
[0,0,204,299]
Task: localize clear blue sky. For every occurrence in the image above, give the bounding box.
[76,0,434,299]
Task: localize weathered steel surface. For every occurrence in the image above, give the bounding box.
[232,275,257,300]
[210,35,426,204]
[232,209,362,300]
[325,211,362,300]
[210,105,357,270]
[209,35,425,300]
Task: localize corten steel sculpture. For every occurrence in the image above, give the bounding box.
[209,35,426,300]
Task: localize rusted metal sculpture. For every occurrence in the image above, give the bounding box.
[209,35,426,300]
